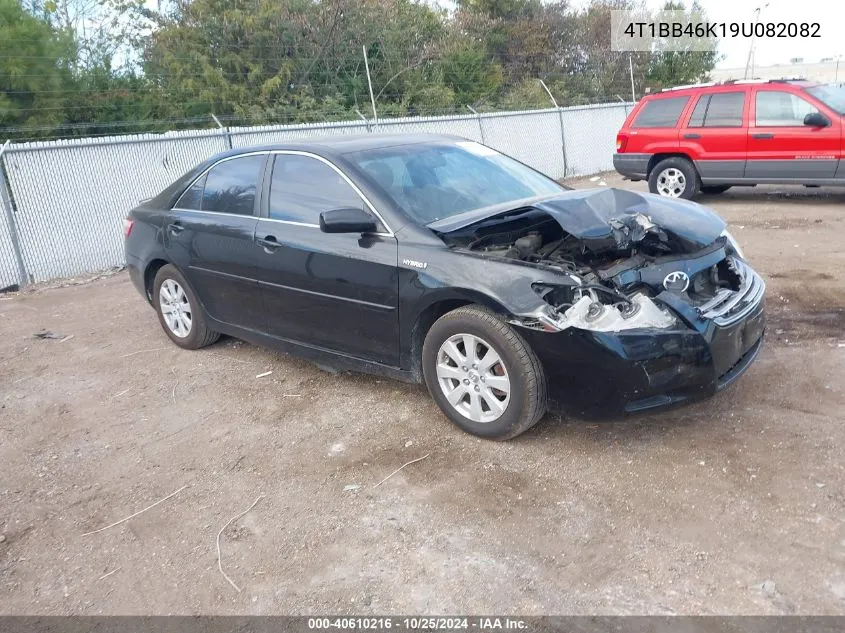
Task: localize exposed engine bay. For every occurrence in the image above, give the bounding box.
[438,204,745,332]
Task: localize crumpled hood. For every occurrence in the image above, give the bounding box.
[433,188,726,250]
[532,188,726,248]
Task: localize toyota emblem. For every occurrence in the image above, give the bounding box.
[663,271,690,292]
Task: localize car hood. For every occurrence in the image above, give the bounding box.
[429,188,726,249]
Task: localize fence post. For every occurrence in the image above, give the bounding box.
[354,109,373,133]
[211,114,233,149]
[466,106,487,145]
[0,140,30,288]
[538,79,569,178]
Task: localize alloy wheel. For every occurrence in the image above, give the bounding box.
[159,278,192,338]
[436,333,511,423]
[656,167,686,198]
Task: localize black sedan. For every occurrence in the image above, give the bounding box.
[125,134,765,439]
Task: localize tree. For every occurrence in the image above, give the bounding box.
[0,0,75,131]
[646,2,719,90]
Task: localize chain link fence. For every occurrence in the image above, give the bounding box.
[0,102,632,287]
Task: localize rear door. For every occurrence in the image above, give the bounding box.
[254,152,400,365]
[679,89,748,181]
[746,88,840,179]
[165,153,267,331]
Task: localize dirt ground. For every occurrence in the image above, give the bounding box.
[1,173,844,615]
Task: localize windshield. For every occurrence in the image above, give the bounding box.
[346,141,566,224]
[806,84,845,114]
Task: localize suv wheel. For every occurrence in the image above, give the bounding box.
[153,264,220,349]
[649,157,699,199]
[422,305,547,440]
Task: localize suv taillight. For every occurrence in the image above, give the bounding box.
[123,218,134,237]
[616,134,628,152]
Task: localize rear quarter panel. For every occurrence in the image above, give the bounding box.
[622,94,695,154]
[125,205,169,298]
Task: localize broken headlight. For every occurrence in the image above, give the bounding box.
[533,292,677,333]
[720,229,745,259]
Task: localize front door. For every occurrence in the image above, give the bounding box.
[254,153,400,366]
[679,90,748,181]
[164,153,267,331]
[746,88,840,179]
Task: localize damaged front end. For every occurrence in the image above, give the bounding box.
[429,187,765,416]
[435,188,757,335]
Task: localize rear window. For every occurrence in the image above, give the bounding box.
[688,92,745,128]
[632,96,689,128]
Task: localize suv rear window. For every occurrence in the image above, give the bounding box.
[688,92,745,128]
[632,96,689,128]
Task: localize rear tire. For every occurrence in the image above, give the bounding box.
[701,185,731,194]
[422,305,547,440]
[153,264,220,350]
[648,157,699,199]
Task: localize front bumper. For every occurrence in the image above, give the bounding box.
[613,153,651,180]
[519,296,766,419]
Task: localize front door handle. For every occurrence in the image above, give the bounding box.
[168,222,184,235]
[683,133,701,139]
[256,235,281,253]
[752,133,775,139]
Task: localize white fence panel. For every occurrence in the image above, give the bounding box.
[560,103,631,176]
[3,131,228,282]
[374,113,484,143]
[229,120,370,148]
[0,177,21,289]
[1,102,632,284]
[479,108,565,178]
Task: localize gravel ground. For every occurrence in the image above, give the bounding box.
[1,174,844,615]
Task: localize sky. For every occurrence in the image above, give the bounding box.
[569,0,843,69]
[672,0,843,68]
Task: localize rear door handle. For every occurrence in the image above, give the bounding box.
[168,222,184,235]
[256,235,281,252]
[683,133,701,139]
[752,133,775,139]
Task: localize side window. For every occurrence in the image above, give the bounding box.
[269,155,365,224]
[704,92,745,127]
[687,92,745,128]
[632,96,689,128]
[688,95,710,127]
[756,91,817,126]
[175,174,206,210]
[200,155,265,215]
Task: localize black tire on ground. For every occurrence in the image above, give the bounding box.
[421,305,547,440]
[701,185,732,194]
[153,264,220,350]
[648,156,699,200]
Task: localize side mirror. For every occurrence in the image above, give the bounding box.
[804,112,830,127]
[319,207,378,234]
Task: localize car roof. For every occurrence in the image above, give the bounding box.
[649,79,818,98]
[215,133,466,160]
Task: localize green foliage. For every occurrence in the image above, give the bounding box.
[0,0,74,128]
[0,0,719,139]
[646,2,720,89]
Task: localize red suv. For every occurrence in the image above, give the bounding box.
[613,79,845,198]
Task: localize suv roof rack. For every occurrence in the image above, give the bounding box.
[660,78,809,92]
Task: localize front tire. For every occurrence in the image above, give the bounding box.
[422,305,547,440]
[153,264,220,349]
[648,157,699,199]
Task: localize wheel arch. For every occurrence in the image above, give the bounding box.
[647,152,695,178]
[405,290,512,382]
[143,258,170,301]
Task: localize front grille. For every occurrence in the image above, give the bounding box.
[697,258,765,326]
